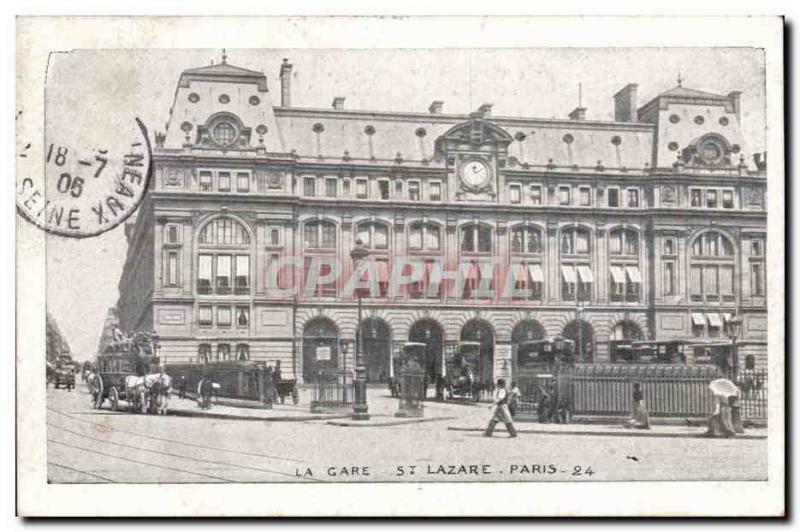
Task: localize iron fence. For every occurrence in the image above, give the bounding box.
[516,365,768,422]
[310,370,354,413]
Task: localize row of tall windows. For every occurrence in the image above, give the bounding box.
[302,176,442,202]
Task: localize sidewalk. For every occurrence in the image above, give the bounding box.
[447,422,768,439]
[167,395,350,422]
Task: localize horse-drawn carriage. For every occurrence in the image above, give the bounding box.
[514,337,576,422]
[440,341,484,401]
[89,332,171,415]
[47,355,77,390]
[273,378,300,404]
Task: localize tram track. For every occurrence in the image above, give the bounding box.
[47,405,310,464]
[47,421,321,482]
[48,461,117,483]
[48,438,237,482]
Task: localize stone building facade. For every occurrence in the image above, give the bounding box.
[115,55,768,383]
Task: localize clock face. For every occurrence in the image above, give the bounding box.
[460,159,490,188]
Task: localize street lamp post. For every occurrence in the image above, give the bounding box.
[725,315,743,377]
[350,241,370,420]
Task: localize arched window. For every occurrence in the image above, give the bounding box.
[235,343,249,361]
[217,343,231,362]
[609,228,641,302]
[510,225,544,300]
[560,227,592,301]
[692,232,734,257]
[303,220,337,249]
[561,227,590,255]
[690,231,736,305]
[198,217,250,246]
[460,224,492,253]
[609,228,639,255]
[356,221,389,250]
[511,225,543,254]
[198,343,211,364]
[408,222,441,251]
[196,217,252,295]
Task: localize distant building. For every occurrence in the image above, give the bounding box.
[116,55,767,383]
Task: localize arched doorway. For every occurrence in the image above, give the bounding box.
[563,320,595,362]
[460,319,495,387]
[302,317,339,382]
[358,318,391,383]
[511,320,546,376]
[609,320,643,362]
[409,319,444,382]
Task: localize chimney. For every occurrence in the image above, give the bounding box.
[279,58,292,107]
[613,83,639,122]
[477,103,493,117]
[332,97,346,110]
[428,100,444,114]
[568,107,587,121]
[728,91,741,122]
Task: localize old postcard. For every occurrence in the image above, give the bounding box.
[15,16,785,516]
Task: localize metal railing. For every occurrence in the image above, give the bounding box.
[516,365,768,421]
[310,370,354,413]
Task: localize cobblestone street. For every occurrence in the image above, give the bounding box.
[45,384,767,484]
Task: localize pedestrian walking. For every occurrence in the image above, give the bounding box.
[198,375,213,410]
[623,382,650,429]
[508,380,521,418]
[483,378,517,438]
[178,375,187,399]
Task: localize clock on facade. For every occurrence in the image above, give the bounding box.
[459,158,491,189]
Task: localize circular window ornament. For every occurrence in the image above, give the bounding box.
[364,125,376,136]
[667,141,679,151]
[188,92,200,103]
[719,116,730,126]
[415,127,427,138]
[731,144,741,154]
[312,123,325,134]
[563,134,574,144]
[218,94,231,104]
[514,131,526,142]
[256,124,268,136]
[698,139,725,165]
[212,122,237,146]
[180,121,193,133]
[249,96,261,106]
[694,115,705,125]
[669,114,680,124]
[611,135,622,146]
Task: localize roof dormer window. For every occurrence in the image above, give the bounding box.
[213,122,237,146]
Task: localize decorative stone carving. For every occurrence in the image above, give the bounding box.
[662,185,676,204]
[162,165,187,187]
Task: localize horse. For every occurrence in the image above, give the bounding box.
[124,373,172,414]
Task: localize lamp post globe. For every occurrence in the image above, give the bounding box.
[350,240,370,420]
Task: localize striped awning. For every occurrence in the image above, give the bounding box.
[528,263,544,283]
[691,313,706,326]
[609,265,626,284]
[577,265,594,283]
[511,263,528,284]
[626,265,642,284]
[561,265,577,284]
[463,261,481,282]
[706,313,723,328]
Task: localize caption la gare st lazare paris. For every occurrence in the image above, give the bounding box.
[295,463,596,478]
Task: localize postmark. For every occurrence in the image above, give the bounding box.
[16,117,152,238]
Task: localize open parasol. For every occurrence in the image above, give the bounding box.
[709,378,740,398]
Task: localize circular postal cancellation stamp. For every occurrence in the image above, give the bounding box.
[16,116,153,238]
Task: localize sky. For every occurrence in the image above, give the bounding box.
[42,47,766,359]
